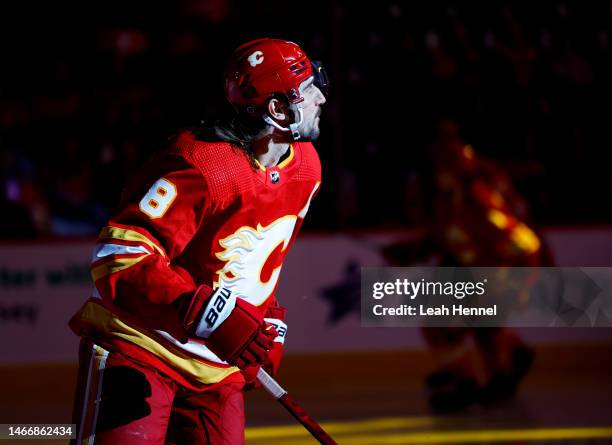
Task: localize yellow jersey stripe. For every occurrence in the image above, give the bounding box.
[77,301,239,385]
[277,144,294,169]
[91,255,149,282]
[99,226,166,257]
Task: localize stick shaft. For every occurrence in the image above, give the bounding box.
[278,393,338,445]
[257,369,338,445]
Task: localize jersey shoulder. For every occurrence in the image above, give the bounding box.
[168,130,257,204]
[293,141,321,183]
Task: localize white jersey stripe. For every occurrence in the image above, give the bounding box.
[154,330,228,365]
[91,243,151,263]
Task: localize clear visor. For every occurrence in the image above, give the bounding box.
[311,61,329,96]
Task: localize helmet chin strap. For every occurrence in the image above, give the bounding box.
[263,103,304,140]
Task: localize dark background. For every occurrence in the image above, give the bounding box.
[2,0,611,238]
[1,3,612,441]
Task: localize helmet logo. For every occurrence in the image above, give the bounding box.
[247,51,264,67]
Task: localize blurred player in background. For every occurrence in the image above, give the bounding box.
[68,38,328,444]
[384,117,552,412]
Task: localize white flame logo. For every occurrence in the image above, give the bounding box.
[215,216,297,305]
[213,182,320,306]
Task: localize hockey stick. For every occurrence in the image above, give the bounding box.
[257,368,338,445]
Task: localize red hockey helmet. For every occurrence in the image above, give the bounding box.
[224,38,327,115]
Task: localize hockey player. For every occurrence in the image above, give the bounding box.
[384,118,548,412]
[69,38,328,444]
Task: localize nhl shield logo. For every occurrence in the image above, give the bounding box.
[270,171,280,184]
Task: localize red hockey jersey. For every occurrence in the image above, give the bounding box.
[70,130,321,389]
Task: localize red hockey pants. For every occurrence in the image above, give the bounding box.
[70,340,245,445]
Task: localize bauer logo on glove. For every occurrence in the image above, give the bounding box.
[264,318,288,344]
[201,288,235,334]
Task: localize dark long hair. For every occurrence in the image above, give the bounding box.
[192,114,267,169]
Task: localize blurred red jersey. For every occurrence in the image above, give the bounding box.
[70,130,321,390]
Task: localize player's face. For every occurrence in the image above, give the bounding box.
[297,77,326,140]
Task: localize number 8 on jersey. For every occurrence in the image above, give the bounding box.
[139,178,177,219]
